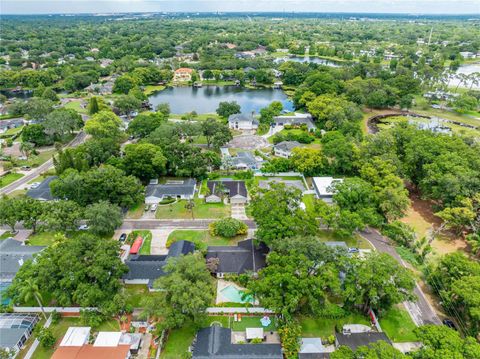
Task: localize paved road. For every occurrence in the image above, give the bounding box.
[359,228,442,326]
[0,131,87,195]
[121,219,257,230]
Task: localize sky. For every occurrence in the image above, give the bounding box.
[1,0,479,15]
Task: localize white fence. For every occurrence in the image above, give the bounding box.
[206,307,275,314]
[13,306,96,313]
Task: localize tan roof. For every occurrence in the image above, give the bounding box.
[51,344,130,359]
[175,67,193,73]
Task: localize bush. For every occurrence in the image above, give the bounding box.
[251,338,263,344]
[233,170,254,180]
[50,310,61,324]
[209,218,248,238]
[80,309,105,327]
[159,197,176,205]
[316,302,348,319]
[38,328,56,348]
[382,221,416,248]
[278,320,301,359]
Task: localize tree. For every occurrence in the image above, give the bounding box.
[20,141,35,159]
[259,101,283,126]
[321,131,358,175]
[278,321,301,359]
[307,94,362,131]
[332,341,405,359]
[44,108,83,141]
[84,111,123,140]
[216,101,241,119]
[209,218,248,238]
[22,98,54,121]
[40,200,83,232]
[87,96,100,115]
[127,112,164,138]
[38,328,56,348]
[201,118,232,148]
[250,183,318,246]
[114,94,142,118]
[18,278,47,320]
[22,124,52,146]
[113,74,138,94]
[289,148,323,176]
[42,87,58,102]
[145,254,214,330]
[413,325,480,359]
[18,196,46,233]
[155,103,170,117]
[122,143,167,182]
[84,201,123,237]
[10,234,127,308]
[343,252,415,312]
[452,94,478,114]
[0,195,22,232]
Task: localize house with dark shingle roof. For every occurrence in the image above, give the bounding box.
[205,180,248,204]
[123,240,195,289]
[192,325,282,359]
[0,238,45,283]
[145,178,196,204]
[26,176,57,201]
[206,239,268,278]
[335,331,391,352]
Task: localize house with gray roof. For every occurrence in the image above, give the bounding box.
[145,178,196,204]
[273,141,301,158]
[335,331,391,352]
[0,119,24,134]
[192,325,282,358]
[205,180,248,204]
[228,114,259,131]
[0,238,45,283]
[0,313,39,356]
[206,239,268,278]
[231,151,261,170]
[273,113,316,131]
[123,240,195,289]
[26,176,57,201]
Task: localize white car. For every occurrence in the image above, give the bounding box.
[150,204,158,212]
[30,182,41,189]
[78,224,89,231]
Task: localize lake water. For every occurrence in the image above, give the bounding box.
[148,86,294,114]
[274,56,340,67]
[452,63,480,90]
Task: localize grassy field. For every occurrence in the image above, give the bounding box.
[144,85,166,95]
[0,231,14,240]
[302,194,316,213]
[167,229,245,250]
[123,284,162,308]
[139,231,153,254]
[155,199,230,219]
[379,306,418,342]
[317,229,373,250]
[0,172,23,188]
[27,232,58,246]
[298,313,370,339]
[126,201,145,219]
[231,316,276,331]
[64,100,87,114]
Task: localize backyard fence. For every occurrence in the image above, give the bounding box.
[13,306,97,314]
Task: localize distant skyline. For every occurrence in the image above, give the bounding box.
[1,0,479,15]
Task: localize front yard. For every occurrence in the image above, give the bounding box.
[379,306,418,342]
[167,230,246,250]
[317,229,373,250]
[298,312,370,339]
[155,198,230,219]
[0,172,23,188]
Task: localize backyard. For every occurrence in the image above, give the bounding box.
[317,229,373,250]
[378,306,418,342]
[155,198,230,219]
[298,312,370,339]
[167,229,246,250]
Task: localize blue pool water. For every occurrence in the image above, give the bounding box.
[220,285,254,304]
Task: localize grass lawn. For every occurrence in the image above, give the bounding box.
[303,194,316,213]
[167,230,245,250]
[140,232,153,255]
[27,173,52,184]
[126,201,144,219]
[26,232,58,246]
[0,172,23,188]
[299,312,370,339]
[127,230,152,247]
[123,284,161,308]
[64,100,87,114]
[144,85,166,95]
[3,125,23,136]
[0,231,14,240]
[155,199,230,219]
[16,149,56,168]
[161,324,197,359]
[317,229,373,250]
[379,306,418,342]
[231,316,276,331]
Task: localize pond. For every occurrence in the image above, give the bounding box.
[452,63,480,90]
[148,86,294,114]
[273,56,340,67]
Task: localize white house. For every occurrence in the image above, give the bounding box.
[273,141,302,158]
[145,179,196,204]
[228,114,259,131]
[205,180,248,204]
[312,177,344,203]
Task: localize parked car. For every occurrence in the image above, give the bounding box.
[78,224,89,231]
[21,165,31,170]
[348,247,359,253]
[30,182,41,189]
[119,233,127,242]
[442,319,457,330]
[150,204,158,212]
[144,204,150,211]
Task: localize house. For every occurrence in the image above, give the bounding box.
[0,238,45,283]
[206,239,268,278]
[192,325,282,358]
[273,141,301,158]
[272,113,316,131]
[0,313,39,356]
[145,179,196,204]
[123,240,195,289]
[26,176,57,201]
[0,119,24,134]
[205,180,248,204]
[312,177,343,203]
[173,68,193,82]
[229,151,261,170]
[228,113,259,130]
[335,331,391,352]
[299,338,334,359]
[59,327,90,347]
[460,51,476,59]
[258,177,307,193]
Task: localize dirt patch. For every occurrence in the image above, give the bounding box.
[226,135,269,150]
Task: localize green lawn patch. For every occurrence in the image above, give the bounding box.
[379,306,418,342]
[140,233,152,255]
[317,229,373,250]
[144,85,166,95]
[26,232,58,246]
[64,100,87,114]
[0,231,14,240]
[126,201,144,219]
[231,316,276,331]
[299,312,370,339]
[0,172,23,188]
[167,230,245,250]
[303,194,316,213]
[161,323,197,359]
[155,199,230,219]
[3,126,23,136]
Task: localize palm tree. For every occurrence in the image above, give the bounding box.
[184,197,195,220]
[19,279,47,320]
[20,141,35,159]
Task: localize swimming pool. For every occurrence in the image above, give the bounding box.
[220,285,254,304]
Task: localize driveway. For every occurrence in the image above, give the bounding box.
[231,204,248,220]
[149,228,173,255]
[359,228,442,326]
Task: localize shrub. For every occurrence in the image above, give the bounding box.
[251,338,263,344]
[382,221,416,248]
[209,218,248,238]
[38,328,56,348]
[159,197,176,205]
[50,310,61,324]
[316,303,348,319]
[278,320,301,359]
[80,309,105,327]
